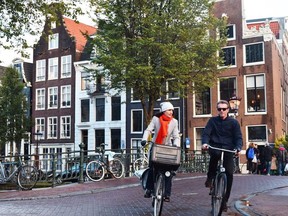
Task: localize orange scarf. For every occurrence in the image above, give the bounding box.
[155,115,172,144]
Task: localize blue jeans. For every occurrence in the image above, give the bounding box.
[278,161,286,175]
[265,161,271,175]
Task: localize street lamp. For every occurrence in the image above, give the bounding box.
[228,95,242,118]
[33,130,43,169]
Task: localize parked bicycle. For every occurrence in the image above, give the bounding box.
[0,154,38,190]
[208,145,236,216]
[133,144,149,171]
[86,144,125,182]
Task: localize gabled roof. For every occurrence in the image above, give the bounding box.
[63,17,97,53]
[247,20,280,39]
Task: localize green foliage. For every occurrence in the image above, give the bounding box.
[275,135,288,149]
[0,0,85,60]
[90,0,227,124]
[0,67,31,154]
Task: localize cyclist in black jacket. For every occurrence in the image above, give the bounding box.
[202,100,243,212]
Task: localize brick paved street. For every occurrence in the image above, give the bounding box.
[0,173,288,215]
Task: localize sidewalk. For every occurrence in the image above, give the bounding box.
[1,173,288,216]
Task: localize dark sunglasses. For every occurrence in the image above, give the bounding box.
[217,108,228,111]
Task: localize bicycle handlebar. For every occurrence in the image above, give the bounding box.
[207,145,237,153]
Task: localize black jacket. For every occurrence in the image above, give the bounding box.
[202,115,243,151]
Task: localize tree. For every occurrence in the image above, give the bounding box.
[89,0,227,125]
[0,67,31,155]
[0,0,87,61]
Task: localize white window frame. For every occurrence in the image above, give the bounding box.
[61,55,72,78]
[36,59,46,81]
[193,87,212,117]
[48,117,57,139]
[166,79,180,100]
[227,24,236,41]
[35,118,45,139]
[48,33,59,50]
[243,42,264,66]
[48,57,58,80]
[131,109,143,134]
[36,88,45,110]
[220,46,236,68]
[60,116,71,139]
[61,85,71,108]
[48,87,58,109]
[194,127,205,152]
[246,125,268,145]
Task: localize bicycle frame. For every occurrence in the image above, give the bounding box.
[0,156,23,183]
[208,145,236,216]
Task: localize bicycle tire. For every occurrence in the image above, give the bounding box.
[153,173,164,216]
[86,161,105,182]
[110,158,124,179]
[212,173,227,216]
[133,157,149,171]
[17,165,38,190]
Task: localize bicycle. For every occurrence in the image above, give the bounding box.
[0,154,38,190]
[86,144,125,182]
[207,145,236,216]
[148,142,181,216]
[133,144,149,171]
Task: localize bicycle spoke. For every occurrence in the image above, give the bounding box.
[86,161,105,182]
[110,159,124,179]
[154,174,164,216]
[17,165,38,190]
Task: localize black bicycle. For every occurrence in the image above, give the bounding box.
[208,145,236,216]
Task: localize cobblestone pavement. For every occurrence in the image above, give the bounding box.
[0,173,288,216]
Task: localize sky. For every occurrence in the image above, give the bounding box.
[1,0,288,66]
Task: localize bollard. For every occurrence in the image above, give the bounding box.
[78,142,85,184]
[52,153,56,188]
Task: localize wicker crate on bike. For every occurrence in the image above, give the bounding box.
[151,144,181,170]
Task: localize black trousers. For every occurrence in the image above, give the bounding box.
[207,149,234,202]
[146,165,173,196]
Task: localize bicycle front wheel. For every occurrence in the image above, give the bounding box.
[212,173,227,216]
[133,157,149,171]
[86,161,105,182]
[154,173,165,216]
[110,158,124,179]
[17,165,38,190]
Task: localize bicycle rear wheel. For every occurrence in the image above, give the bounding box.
[86,161,105,182]
[154,173,164,216]
[110,158,124,179]
[212,173,227,216]
[133,157,149,171]
[17,165,38,190]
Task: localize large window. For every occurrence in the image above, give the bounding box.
[61,116,71,139]
[166,79,180,99]
[195,128,204,151]
[36,88,45,110]
[246,74,266,113]
[61,55,71,78]
[48,117,57,139]
[195,88,211,115]
[244,42,264,65]
[48,33,59,50]
[226,24,236,40]
[96,98,105,121]
[111,129,121,150]
[221,46,236,67]
[81,99,90,122]
[48,87,58,109]
[48,57,58,80]
[111,96,121,121]
[95,129,105,149]
[219,77,236,101]
[35,118,45,139]
[247,125,267,143]
[131,110,143,133]
[61,85,71,108]
[36,59,46,81]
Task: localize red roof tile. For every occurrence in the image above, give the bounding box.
[63,17,97,52]
[247,21,280,39]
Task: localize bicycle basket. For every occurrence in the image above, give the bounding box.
[151,144,181,167]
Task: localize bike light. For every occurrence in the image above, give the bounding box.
[165,171,171,177]
[220,167,225,172]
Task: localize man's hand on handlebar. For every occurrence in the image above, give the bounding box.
[202,144,209,150]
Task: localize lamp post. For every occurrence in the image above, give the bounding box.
[33,130,43,169]
[228,95,242,173]
[228,95,242,118]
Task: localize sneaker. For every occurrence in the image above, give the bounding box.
[221,202,228,212]
[164,196,170,202]
[144,189,152,198]
[205,178,212,188]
